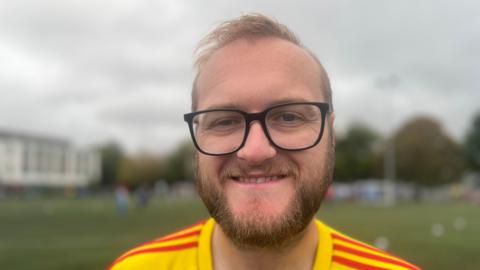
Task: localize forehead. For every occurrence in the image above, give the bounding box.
[195,38,324,111]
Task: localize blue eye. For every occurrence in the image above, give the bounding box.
[206,117,243,132]
[270,112,304,125]
[216,119,238,126]
[279,113,300,122]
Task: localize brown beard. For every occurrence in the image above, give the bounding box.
[195,146,335,250]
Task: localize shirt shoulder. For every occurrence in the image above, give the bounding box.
[320,222,422,270]
[108,220,208,270]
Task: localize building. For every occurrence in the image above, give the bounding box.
[0,130,100,187]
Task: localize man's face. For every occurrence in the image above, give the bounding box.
[194,38,335,249]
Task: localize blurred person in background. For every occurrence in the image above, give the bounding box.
[110,13,421,270]
[114,185,130,216]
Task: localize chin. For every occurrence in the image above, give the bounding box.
[229,196,290,221]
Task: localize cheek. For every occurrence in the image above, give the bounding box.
[198,155,227,181]
[292,144,331,175]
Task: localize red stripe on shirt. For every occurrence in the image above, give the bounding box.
[115,220,205,258]
[332,233,421,269]
[112,229,201,262]
[333,255,389,270]
[332,233,386,254]
[334,244,420,270]
[154,229,201,243]
[159,219,206,238]
[109,241,198,270]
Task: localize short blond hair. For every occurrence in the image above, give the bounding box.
[192,13,332,111]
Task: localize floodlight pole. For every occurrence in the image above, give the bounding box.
[381,74,400,206]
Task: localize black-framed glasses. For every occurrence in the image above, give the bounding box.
[183,102,330,156]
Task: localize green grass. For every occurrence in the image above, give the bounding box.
[0,196,478,269]
[318,202,480,270]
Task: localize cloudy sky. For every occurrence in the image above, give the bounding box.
[1,0,478,153]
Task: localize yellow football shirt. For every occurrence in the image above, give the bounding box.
[109,218,421,270]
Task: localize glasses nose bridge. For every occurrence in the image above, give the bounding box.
[244,111,269,134]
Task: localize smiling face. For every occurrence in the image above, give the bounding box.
[194,37,335,249]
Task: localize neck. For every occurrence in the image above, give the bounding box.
[212,220,318,270]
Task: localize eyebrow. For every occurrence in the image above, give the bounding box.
[203,97,313,111]
[205,103,243,110]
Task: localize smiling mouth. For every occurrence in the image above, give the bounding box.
[231,175,287,184]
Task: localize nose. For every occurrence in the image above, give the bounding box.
[236,122,277,164]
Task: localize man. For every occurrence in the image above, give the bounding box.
[110,13,420,270]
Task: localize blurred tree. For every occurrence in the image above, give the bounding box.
[116,156,136,186]
[335,123,381,181]
[117,153,163,186]
[160,141,195,183]
[97,142,124,186]
[464,111,480,172]
[394,116,464,186]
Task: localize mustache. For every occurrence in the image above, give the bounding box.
[220,158,300,179]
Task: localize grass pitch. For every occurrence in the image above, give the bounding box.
[0,196,478,270]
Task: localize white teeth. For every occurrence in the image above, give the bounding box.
[236,176,282,183]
